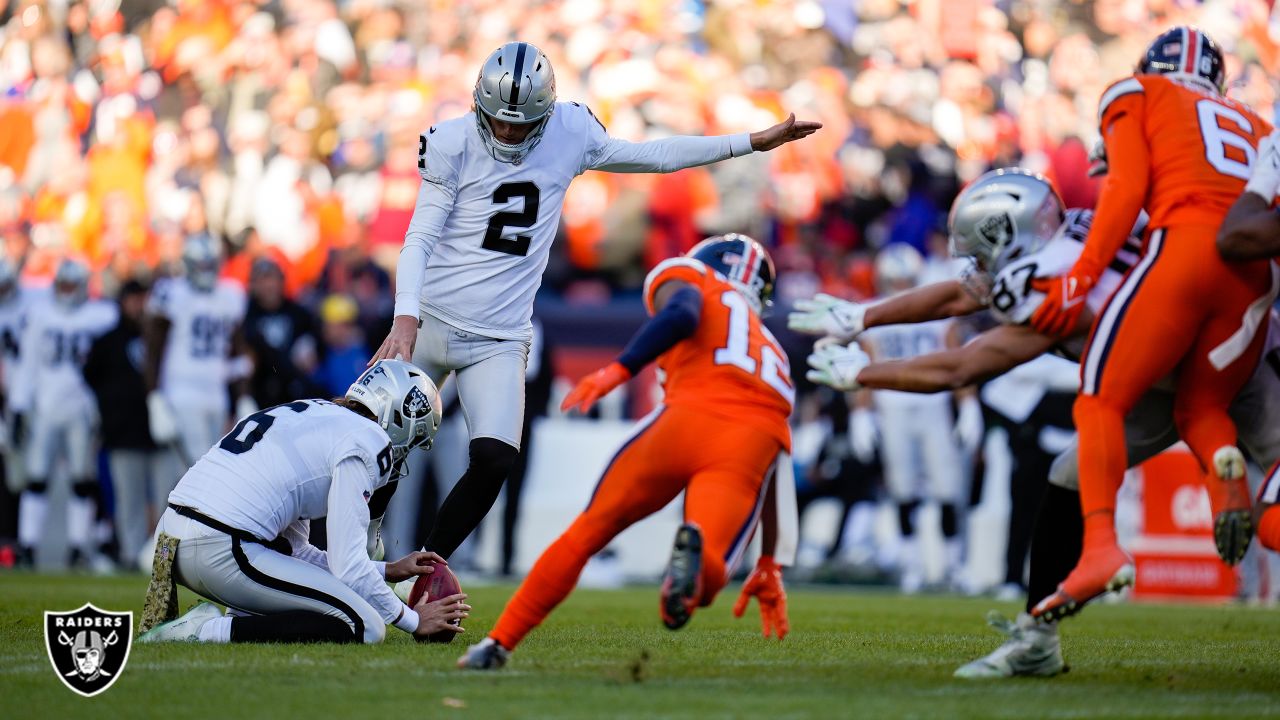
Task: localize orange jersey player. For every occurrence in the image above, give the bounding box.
[1029,27,1280,621]
[458,234,797,670]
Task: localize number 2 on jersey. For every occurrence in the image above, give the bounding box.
[483,182,540,257]
[713,290,794,403]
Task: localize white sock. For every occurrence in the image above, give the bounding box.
[197,615,232,643]
[18,491,48,547]
[67,496,94,550]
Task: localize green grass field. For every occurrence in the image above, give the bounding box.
[4,574,1280,718]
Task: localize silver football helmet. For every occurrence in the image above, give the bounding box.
[53,257,89,308]
[948,168,1064,295]
[473,42,556,165]
[182,232,221,292]
[874,243,924,294]
[345,359,443,475]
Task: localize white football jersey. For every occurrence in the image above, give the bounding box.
[861,319,953,408]
[986,208,1140,361]
[11,297,117,418]
[397,102,753,340]
[0,284,50,394]
[169,399,395,542]
[148,277,247,403]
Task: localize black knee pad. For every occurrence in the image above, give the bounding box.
[940,503,959,537]
[229,611,357,644]
[73,480,96,498]
[467,437,519,482]
[27,479,48,495]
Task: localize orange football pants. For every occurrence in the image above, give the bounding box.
[489,404,783,651]
[1075,225,1276,541]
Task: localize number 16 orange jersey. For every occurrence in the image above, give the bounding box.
[642,257,794,450]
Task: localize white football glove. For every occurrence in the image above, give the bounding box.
[805,342,871,391]
[235,394,259,422]
[788,294,867,341]
[954,396,984,453]
[848,408,878,464]
[147,391,179,444]
[1245,128,1280,201]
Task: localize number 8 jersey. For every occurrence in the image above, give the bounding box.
[642,257,794,449]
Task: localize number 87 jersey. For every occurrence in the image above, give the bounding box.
[642,256,795,450]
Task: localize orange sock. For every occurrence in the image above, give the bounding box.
[1072,395,1128,546]
[490,518,609,651]
[1258,506,1280,552]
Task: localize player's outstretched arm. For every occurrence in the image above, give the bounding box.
[1219,130,1280,261]
[562,281,700,414]
[561,280,702,414]
[809,324,1056,393]
[585,110,820,174]
[788,281,980,341]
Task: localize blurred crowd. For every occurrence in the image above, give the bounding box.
[1,0,1278,306]
[3,0,1280,590]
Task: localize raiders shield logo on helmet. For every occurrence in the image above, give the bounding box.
[976,213,1014,248]
[403,386,431,419]
[44,604,133,697]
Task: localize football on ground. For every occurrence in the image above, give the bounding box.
[6,574,1280,718]
[408,561,463,643]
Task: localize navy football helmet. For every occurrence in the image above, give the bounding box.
[688,233,776,314]
[1138,26,1225,93]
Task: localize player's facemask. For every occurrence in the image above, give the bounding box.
[473,112,551,165]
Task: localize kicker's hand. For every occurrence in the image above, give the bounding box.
[806,342,870,391]
[561,362,632,414]
[369,315,419,366]
[750,113,822,152]
[788,293,867,341]
[385,550,447,583]
[732,555,789,640]
[1029,267,1097,338]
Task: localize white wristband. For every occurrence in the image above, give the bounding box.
[393,602,419,634]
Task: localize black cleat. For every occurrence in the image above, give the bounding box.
[660,523,703,630]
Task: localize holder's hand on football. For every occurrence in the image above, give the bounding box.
[1029,266,1098,338]
[385,550,447,583]
[788,293,866,341]
[412,592,469,640]
[733,555,789,640]
[369,315,418,366]
[561,362,632,414]
[806,342,870,391]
